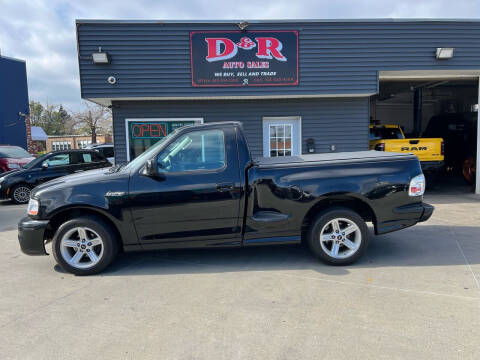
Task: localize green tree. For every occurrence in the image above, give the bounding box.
[28,101,71,135]
[40,104,66,135]
[29,101,44,126]
[58,105,71,123]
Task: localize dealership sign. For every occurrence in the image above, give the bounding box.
[190,31,298,87]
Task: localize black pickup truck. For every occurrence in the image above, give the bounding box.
[18,122,433,275]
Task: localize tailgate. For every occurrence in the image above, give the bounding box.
[384,138,444,162]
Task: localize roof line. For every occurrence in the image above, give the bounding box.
[75,18,480,25]
[0,54,26,63]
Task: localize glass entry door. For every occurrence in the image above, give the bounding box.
[263,117,301,157]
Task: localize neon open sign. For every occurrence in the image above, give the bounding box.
[130,122,168,138]
[129,121,195,139]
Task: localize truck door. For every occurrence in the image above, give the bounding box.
[128,125,242,248]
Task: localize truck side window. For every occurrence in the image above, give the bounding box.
[157,129,225,172]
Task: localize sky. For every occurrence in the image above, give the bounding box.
[1,0,480,111]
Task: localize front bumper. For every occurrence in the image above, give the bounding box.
[376,202,434,234]
[18,217,49,255]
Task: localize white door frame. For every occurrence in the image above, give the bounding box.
[476,77,480,195]
[125,118,203,161]
[262,116,302,157]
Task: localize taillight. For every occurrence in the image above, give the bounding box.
[441,141,444,156]
[409,174,426,197]
[374,143,385,151]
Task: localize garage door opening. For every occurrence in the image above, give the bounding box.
[371,78,479,194]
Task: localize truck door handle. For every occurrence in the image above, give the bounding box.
[216,183,234,192]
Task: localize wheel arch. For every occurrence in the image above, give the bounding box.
[301,195,376,242]
[45,206,124,251]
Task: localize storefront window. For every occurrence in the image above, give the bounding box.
[52,141,72,151]
[127,120,198,160]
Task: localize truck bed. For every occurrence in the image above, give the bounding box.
[254,150,416,167]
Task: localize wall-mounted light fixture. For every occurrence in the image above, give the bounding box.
[92,46,109,64]
[436,47,454,59]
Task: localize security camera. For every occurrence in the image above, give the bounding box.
[107,76,116,85]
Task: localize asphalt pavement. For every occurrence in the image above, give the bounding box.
[0,200,27,232]
[1,192,480,359]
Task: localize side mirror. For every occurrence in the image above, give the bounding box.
[41,161,49,170]
[142,159,165,180]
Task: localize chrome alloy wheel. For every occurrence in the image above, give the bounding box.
[60,227,104,269]
[319,218,362,259]
[13,186,31,203]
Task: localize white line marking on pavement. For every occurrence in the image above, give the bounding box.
[273,272,480,302]
[450,228,480,292]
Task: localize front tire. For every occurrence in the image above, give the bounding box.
[308,208,368,265]
[10,184,32,204]
[52,216,118,275]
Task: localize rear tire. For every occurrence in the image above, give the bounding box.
[308,208,368,265]
[10,184,32,204]
[52,216,118,275]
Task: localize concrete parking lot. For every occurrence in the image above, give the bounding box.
[1,193,480,359]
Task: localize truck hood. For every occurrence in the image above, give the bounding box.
[32,167,130,200]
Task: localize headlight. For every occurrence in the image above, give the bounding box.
[27,199,39,216]
[9,163,20,169]
[409,174,425,196]
[0,177,4,183]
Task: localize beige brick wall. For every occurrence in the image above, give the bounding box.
[46,134,112,152]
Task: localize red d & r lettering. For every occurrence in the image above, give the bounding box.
[255,37,287,61]
[205,38,238,62]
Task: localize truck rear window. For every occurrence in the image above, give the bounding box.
[369,127,404,140]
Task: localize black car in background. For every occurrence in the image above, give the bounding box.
[85,143,115,164]
[423,112,477,183]
[0,149,111,204]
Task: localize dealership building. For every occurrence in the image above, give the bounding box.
[75,19,480,193]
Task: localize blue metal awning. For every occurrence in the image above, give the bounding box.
[31,126,48,141]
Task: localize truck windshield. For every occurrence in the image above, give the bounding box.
[369,127,404,140]
[123,131,175,171]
